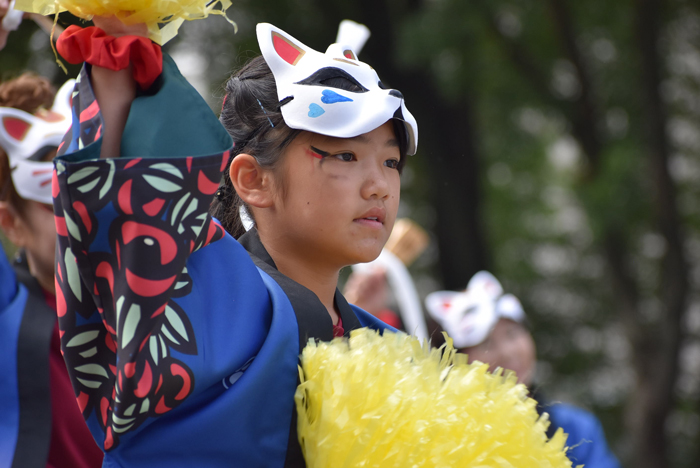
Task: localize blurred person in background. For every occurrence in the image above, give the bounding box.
[344,268,403,329]
[1,0,63,51]
[0,73,103,467]
[425,271,621,468]
[0,0,12,49]
[347,266,621,466]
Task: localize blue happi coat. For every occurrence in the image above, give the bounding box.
[53,57,391,468]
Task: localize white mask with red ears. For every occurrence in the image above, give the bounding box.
[256,23,418,155]
[0,79,74,205]
[425,271,526,349]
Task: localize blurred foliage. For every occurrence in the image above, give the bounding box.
[2,1,700,467]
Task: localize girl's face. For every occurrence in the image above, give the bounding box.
[264,120,401,270]
[462,319,537,386]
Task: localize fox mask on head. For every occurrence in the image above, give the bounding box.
[256,23,418,155]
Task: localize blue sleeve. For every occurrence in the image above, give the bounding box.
[0,248,17,310]
[549,403,621,468]
[0,250,23,465]
[351,304,398,333]
[52,53,290,464]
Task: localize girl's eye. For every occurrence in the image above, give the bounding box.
[309,146,354,162]
[334,152,355,162]
[385,159,400,170]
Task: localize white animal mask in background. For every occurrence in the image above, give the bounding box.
[425,271,526,349]
[0,79,74,205]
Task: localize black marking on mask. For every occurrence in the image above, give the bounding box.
[295,67,369,93]
[28,145,58,162]
[278,96,294,109]
[379,81,404,99]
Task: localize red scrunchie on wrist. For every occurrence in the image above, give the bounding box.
[57,25,163,90]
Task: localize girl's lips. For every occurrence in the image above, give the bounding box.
[354,217,383,229]
[355,207,386,225]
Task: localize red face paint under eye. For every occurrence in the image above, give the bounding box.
[305,148,322,159]
[306,146,327,159]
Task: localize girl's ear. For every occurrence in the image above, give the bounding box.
[229,154,275,208]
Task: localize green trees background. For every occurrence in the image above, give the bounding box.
[2,1,700,466]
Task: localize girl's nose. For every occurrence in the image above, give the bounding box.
[360,164,390,200]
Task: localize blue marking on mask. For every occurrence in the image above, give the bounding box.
[321,90,353,104]
[308,103,325,118]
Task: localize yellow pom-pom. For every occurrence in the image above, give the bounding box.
[296,329,573,468]
[15,0,236,44]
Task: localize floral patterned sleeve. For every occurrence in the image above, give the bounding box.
[53,59,236,451]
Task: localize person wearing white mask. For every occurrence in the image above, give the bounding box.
[0,73,103,468]
[426,271,621,468]
[0,0,63,51]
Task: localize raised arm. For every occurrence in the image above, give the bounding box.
[52,20,237,452]
[83,16,147,159]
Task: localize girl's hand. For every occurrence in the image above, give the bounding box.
[92,65,136,159]
[92,15,148,38]
[88,16,148,159]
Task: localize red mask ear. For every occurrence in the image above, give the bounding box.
[272,31,305,65]
[2,116,31,141]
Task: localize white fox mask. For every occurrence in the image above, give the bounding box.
[0,79,74,204]
[256,23,418,155]
[425,271,526,349]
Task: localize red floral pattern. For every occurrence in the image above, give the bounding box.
[54,68,228,451]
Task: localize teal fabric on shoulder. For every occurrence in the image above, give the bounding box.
[123,54,232,159]
[56,53,232,163]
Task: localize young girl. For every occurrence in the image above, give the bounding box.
[53,19,417,467]
[0,73,103,468]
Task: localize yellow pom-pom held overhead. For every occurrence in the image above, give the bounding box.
[14,0,236,44]
[296,329,575,468]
